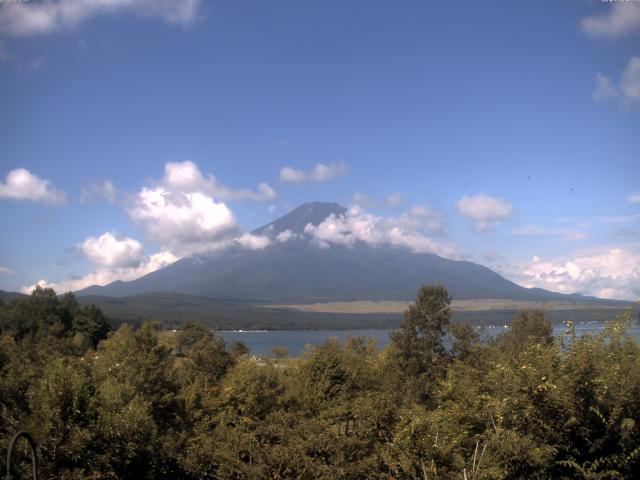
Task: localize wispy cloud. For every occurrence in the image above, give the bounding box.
[0,168,67,204]
[482,251,505,264]
[593,73,620,102]
[351,192,403,209]
[593,56,640,105]
[510,224,587,242]
[0,266,14,275]
[351,192,379,208]
[387,193,403,208]
[280,162,348,183]
[581,2,640,38]
[628,191,640,204]
[0,39,45,71]
[164,161,277,203]
[598,213,640,224]
[616,227,639,238]
[455,193,514,232]
[80,180,119,205]
[0,0,201,37]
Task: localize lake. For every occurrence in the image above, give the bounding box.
[219,321,640,357]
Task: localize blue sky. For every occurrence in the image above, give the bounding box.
[0,0,639,300]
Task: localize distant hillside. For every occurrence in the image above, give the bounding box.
[77,292,401,330]
[0,290,27,302]
[76,292,635,331]
[77,202,626,305]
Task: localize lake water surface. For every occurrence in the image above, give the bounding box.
[219,322,640,357]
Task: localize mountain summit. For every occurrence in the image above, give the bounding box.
[253,202,346,237]
[77,202,602,303]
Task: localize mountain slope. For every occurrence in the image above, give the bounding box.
[77,202,614,304]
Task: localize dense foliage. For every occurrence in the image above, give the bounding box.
[1,285,639,479]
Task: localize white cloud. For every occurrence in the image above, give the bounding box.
[276,229,300,242]
[279,162,348,183]
[510,224,587,242]
[80,180,118,204]
[303,205,466,259]
[21,249,179,294]
[163,160,210,192]
[236,233,271,250]
[163,161,277,202]
[506,244,640,301]
[628,191,640,204]
[0,168,67,204]
[0,266,14,275]
[78,232,144,268]
[455,193,513,232]
[581,2,640,38]
[129,186,240,256]
[593,57,640,105]
[124,161,282,256]
[0,0,201,37]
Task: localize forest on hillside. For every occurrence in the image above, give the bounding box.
[1,286,639,479]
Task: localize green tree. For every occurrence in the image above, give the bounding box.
[450,323,481,362]
[294,338,349,413]
[0,288,110,347]
[174,322,234,416]
[390,284,452,404]
[26,358,97,479]
[91,323,182,478]
[500,309,553,353]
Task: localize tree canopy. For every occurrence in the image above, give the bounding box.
[1,285,639,479]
